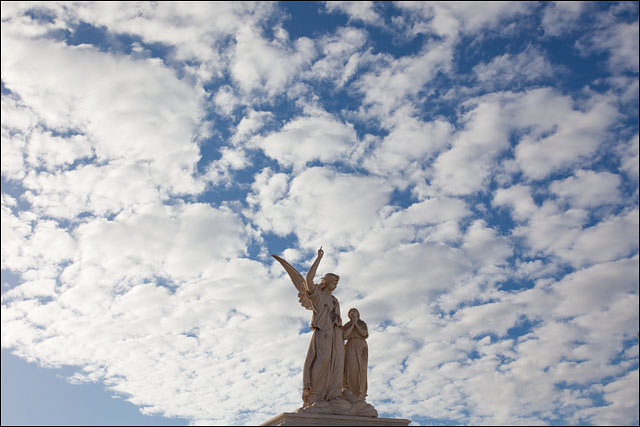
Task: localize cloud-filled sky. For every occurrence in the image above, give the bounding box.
[1,2,638,425]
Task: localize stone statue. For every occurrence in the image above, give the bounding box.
[342,308,369,402]
[273,247,344,405]
[272,248,378,418]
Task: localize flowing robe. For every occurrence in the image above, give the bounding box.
[302,286,344,405]
[343,320,369,401]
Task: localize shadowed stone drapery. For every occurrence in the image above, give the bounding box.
[303,286,344,404]
[342,311,369,402]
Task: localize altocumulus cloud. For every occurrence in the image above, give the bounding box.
[1,2,638,426]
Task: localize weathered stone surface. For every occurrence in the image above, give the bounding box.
[294,398,378,417]
[269,247,412,425]
[260,412,411,426]
[273,248,378,415]
[273,249,345,406]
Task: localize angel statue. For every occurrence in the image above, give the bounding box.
[272,247,344,406]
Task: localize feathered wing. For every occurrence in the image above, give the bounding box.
[272,254,313,310]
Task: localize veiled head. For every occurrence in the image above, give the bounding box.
[319,273,339,291]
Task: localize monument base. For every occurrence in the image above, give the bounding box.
[260,412,411,426]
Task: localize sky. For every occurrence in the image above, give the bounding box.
[1,1,638,426]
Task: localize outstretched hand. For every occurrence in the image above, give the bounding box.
[317,246,324,258]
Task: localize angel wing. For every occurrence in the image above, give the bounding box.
[272,254,313,310]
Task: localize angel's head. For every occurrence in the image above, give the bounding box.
[319,273,339,292]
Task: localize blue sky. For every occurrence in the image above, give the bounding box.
[1,2,638,426]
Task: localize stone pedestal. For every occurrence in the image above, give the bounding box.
[260,412,411,426]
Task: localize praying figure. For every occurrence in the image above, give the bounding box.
[342,308,369,402]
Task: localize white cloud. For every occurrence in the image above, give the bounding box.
[354,40,453,118]
[2,253,311,425]
[24,130,94,172]
[473,46,556,87]
[336,243,475,325]
[1,127,28,181]
[1,95,41,180]
[580,369,640,425]
[2,35,205,196]
[564,209,639,267]
[426,88,620,194]
[493,184,538,221]
[510,89,618,180]
[582,18,640,73]
[431,98,510,195]
[385,197,470,227]
[213,85,240,116]
[356,251,637,425]
[250,112,360,170]
[19,2,275,83]
[5,278,56,306]
[1,202,75,274]
[541,2,585,37]
[232,110,274,144]
[462,220,512,268]
[204,146,250,186]
[363,109,453,179]
[394,2,529,39]
[20,163,159,219]
[619,134,639,180]
[324,1,383,26]
[495,183,638,268]
[69,202,249,283]
[341,196,472,259]
[0,2,68,38]
[230,25,316,95]
[409,255,639,425]
[550,169,622,208]
[308,26,368,87]
[552,256,638,318]
[247,166,393,250]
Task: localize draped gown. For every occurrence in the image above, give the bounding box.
[302,285,344,405]
[342,319,369,401]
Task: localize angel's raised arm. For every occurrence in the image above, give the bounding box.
[306,247,324,291]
